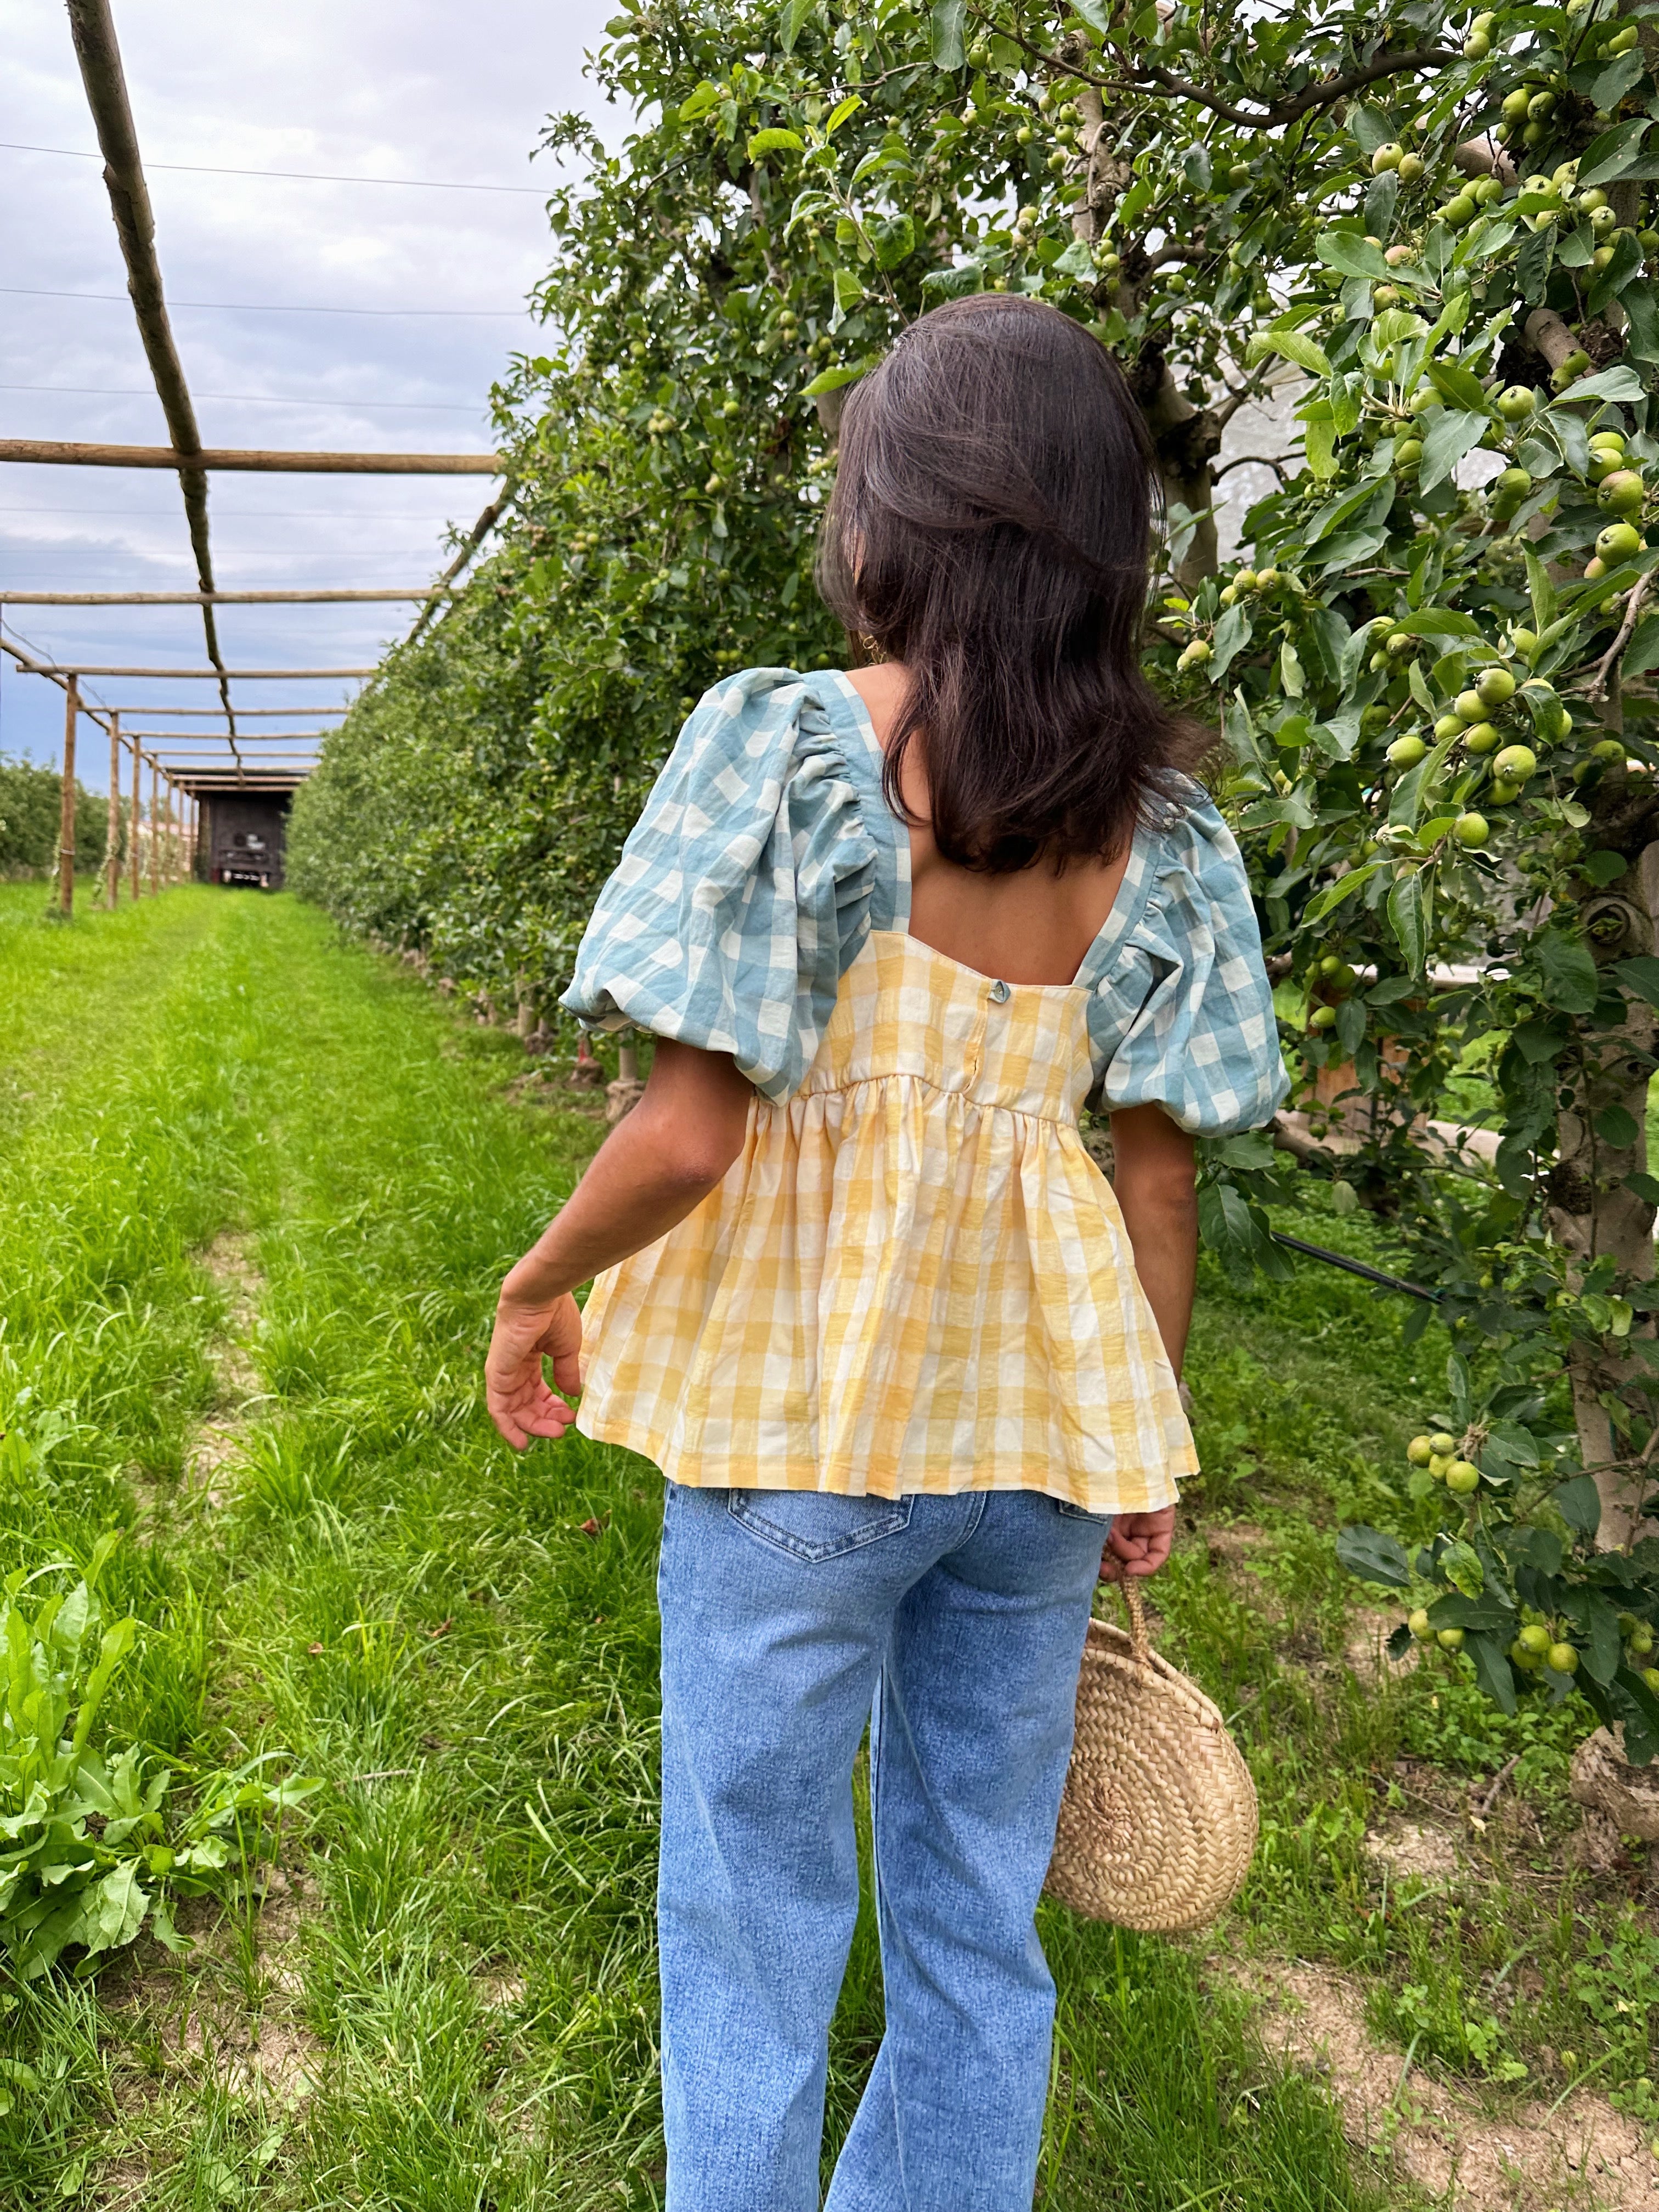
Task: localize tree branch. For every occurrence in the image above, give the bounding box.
[1130,47,1460,128]
[1587,570,1656,706]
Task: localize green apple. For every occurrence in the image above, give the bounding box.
[1493,466,1532,503]
[1309,1005,1338,1030]
[1396,437,1423,465]
[1489,778,1522,803]
[1387,734,1427,768]
[1597,522,1643,562]
[1409,1607,1434,1639]
[1493,744,1537,780]
[1454,813,1492,848]
[1547,1641,1579,1674]
[1435,713,1467,741]
[1406,1435,1434,1465]
[1397,153,1427,184]
[1429,1454,1450,1480]
[1645,1667,1659,1695]
[1476,665,1517,707]
[1372,143,1403,174]
[1598,470,1646,515]
[1463,721,1501,753]
[1519,1623,1552,1657]
[1501,87,1532,121]
[1496,385,1536,421]
[1438,1627,1466,1650]
[1443,194,1477,227]
[1430,1432,1458,1457]
[1446,1461,1481,1494]
[1177,639,1212,670]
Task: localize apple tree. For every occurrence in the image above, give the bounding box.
[288,0,1659,1756]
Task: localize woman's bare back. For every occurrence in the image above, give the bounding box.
[845,663,1131,986]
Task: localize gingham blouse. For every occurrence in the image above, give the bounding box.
[562,667,1288,1133]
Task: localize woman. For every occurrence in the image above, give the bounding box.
[486,295,1286,2210]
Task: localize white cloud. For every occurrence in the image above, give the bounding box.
[0,0,621,776]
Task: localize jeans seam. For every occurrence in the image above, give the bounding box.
[725,1492,913,1564]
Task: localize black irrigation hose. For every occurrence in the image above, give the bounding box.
[1270,1232,1442,1303]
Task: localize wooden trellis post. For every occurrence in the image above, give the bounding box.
[58,676,80,916]
[149,757,159,897]
[104,712,121,907]
[129,731,142,899]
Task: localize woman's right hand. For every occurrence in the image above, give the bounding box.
[1099,1505,1176,1582]
[485,1290,583,1450]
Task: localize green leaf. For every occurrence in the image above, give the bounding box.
[1210,601,1254,681]
[1554,1475,1601,1541]
[1575,116,1652,190]
[1595,1104,1640,1148]
[1387,871,1426,977]
[1424,359,1496,418]
[676,81,725,122]
[1302,863,1383,924]
[1438,1538,1485,1598]
[1534,927,1600,1015]
[747,128,805,159]
[1070,0,1113,29]
[1313,233,1395,285]
[1419,408,1491,495]
[778,0,816,53]
[1465,1631,1519,1715]
[825,94,864,137]
[1613,955,1659,1009]
[1335,1525,1410,1589]
[930,0,965,67]
[1625,614,1659,681]
[802,363,870,397]
[1554,364,1646,408]
[1256,328,1331,379]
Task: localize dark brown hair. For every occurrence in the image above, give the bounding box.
[817,294,1203,874]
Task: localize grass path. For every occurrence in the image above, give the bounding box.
[3,883,1650,2210]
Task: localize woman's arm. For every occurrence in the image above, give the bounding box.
[484,1038,755,1449]
[1100,1101,1198,1580]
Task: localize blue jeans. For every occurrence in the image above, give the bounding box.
[656,1481,1111,2211]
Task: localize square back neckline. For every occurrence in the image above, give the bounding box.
[827,669,1153,995]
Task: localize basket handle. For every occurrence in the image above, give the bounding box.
[1119,1577,1153,1668]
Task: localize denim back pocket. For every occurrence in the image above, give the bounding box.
[1054,1499,1114,1531]
[726,1487,914,1564]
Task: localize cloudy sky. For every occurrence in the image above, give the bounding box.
[1,0,619,783]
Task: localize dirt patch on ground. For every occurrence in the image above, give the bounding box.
[1363,1816,1463,1881]
[1229,1957,1659,2209]
[184,1231,265,1506]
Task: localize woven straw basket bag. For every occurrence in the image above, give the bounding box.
[1045,1579,1257,1933]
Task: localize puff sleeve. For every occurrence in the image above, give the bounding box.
[1086,785,1288,1135]
[560,668,900,1102]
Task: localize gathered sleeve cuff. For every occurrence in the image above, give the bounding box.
[559,669,896,1103]
[1088,785,1289,1136]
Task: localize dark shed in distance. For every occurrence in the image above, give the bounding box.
[172,768,305,890]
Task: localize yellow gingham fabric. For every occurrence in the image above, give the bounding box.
[575,929,1197,1511]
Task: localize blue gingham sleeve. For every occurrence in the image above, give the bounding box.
[1088,785,1288,1135]
[559,668,894,1102]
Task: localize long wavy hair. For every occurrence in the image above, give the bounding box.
[817,294,1205,873]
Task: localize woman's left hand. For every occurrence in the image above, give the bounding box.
[1099,1505,1176,1582]
[486,1291,583,1449]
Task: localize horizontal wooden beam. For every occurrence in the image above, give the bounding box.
[0,588,446,605]
[12,658,375,678]
[128,730,330,742]
[0,439,501,475]
[98,703,348,715]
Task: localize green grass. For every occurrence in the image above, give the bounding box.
[0,881,1650,2208]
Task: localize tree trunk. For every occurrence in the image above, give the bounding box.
[1069,80,1221,589]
